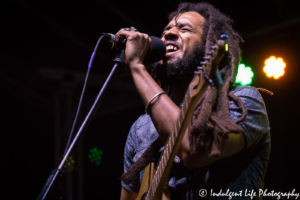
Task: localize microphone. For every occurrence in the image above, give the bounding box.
[103,33,166,64]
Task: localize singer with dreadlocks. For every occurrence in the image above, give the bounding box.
[117,2,270,200]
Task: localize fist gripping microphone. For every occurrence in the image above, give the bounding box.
[103,33,166,64]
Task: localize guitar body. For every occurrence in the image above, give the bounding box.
[136,163,170,200]
[135,163,154,200]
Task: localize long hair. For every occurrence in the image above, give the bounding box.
[121,2,248,184]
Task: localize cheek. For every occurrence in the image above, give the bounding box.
[184,37,201,56]
[183,40,194,56]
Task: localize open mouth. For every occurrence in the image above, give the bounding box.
[166,44,179,53]
[164,42,181,59]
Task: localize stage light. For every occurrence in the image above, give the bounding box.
[263,56,285,79]
[235,63,254,86]
[88,148,103,166]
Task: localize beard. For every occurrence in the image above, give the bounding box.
[151,43,205,86]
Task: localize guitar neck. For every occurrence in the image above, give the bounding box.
[146,72,207,200]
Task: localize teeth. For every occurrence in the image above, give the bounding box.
[166,45,178,51]
[166,46,173,50]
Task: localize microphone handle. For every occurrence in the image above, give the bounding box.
[102,33,166,65]
[103,33,126,45]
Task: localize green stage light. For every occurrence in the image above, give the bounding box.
[88,148,103,166]
[235,64,254,86]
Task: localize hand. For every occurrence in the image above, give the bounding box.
[116,29,152,70]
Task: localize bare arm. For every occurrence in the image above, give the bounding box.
[116,29,180,143]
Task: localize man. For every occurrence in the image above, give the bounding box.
[118,2,270,200]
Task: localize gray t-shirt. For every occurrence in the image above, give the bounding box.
[122,86,271,200]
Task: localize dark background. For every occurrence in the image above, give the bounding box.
[1,0,299,199]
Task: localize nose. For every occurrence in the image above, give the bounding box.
[163,27,179,41]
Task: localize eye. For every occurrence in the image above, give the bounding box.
[180,28,191,32]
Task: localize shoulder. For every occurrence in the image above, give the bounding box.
[229,86,270,149]
[231,86,263,101]
[229,86,267,115]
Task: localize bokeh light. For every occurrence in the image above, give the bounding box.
[263,56,286,79]
[235,63,254,86]
[60,156,75,172]
[88,148,103,166]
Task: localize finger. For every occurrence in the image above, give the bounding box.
[116,29,140,38]
[143,34,152,45]
[115,30,151,48]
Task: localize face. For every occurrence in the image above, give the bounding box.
[162,11,206,63]
[151,12,206,86]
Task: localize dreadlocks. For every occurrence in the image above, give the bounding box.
[168,2,248,156]
[121,2,248,184]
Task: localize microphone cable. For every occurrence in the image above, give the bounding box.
[63,35,104,156]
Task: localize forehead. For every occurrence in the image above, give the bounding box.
[168,11,205,28]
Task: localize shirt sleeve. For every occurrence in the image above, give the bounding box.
[121,120,140,193]
[229,87,270,149]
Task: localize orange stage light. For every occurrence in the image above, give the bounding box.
[263,56,286,79]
